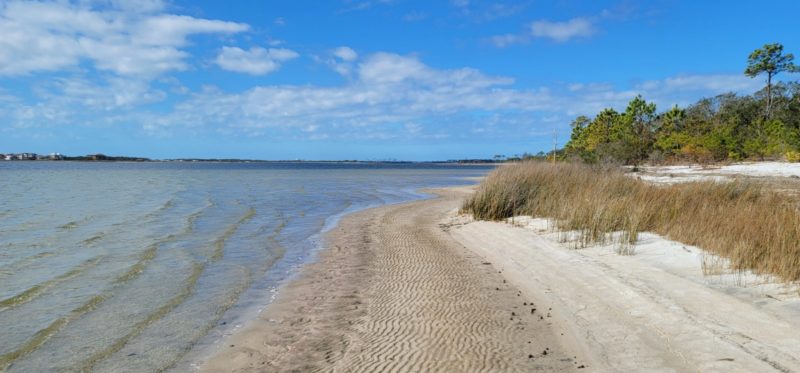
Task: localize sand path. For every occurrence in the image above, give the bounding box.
[200,188,580,372]
[450,218,800,372]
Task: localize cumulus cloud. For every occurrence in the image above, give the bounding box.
[0,37,766,141]
[333,46,358,62]
[530,17,595,42]
[358,53,431,84]
[326,46,359,76]
[53,77,166,109]
[0,1,248,77]
[3,76,167,130]
[147,53,762,140]
[487,16,595,47]
[147,52,556,138]
[215,46,299,75]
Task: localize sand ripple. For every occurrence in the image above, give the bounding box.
[200,189,577,372]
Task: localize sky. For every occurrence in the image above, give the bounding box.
[0,0,798,161]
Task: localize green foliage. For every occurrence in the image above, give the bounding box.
[745,43,799,118]
[654,105,686,156]
[745,43,798,79]
[566,115,591,155]
[564,43,800,164]
[564,92,800,164]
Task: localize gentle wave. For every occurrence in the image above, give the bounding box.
[0,162,492,371]
[0,198,215,368]
[79,263,206,371]
[0,256,104,311]
[211,207,257,262]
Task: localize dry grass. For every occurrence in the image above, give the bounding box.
[463,161,800,282]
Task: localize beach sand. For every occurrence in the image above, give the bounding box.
[199,186,580,372]
[200,185,800,372]
[449,219,800,372]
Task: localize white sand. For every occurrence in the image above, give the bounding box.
[447,213,800,372]
[638,162,800,184]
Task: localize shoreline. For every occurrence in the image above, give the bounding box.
[198,186,580,371]
[176,188,448,371]
[198,182,800,372]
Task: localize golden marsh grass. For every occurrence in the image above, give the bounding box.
[463,162,800,282]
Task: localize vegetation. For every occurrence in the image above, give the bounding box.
[463,162,800,282]
[565,43,800,165]
[465,44,800,284]
[745,43,798,118]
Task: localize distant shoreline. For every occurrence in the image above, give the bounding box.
[0,157,506,165]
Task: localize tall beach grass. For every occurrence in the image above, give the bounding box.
[463,162,800,282]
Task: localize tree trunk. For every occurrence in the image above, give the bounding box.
[766,73,773,119]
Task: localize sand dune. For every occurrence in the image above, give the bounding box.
[199,188,581,372]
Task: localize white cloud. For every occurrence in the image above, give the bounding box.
[487,16,595,47]
[0,1,248,77]
[147,57,762,140]
[0,40,765,141]
[134,15,247,46]
[562,74,764,115]
[0,75,169,130]
[645,74,762,93]
[28,76,167,116]
[85,0,166,13]
[530,17,594,42]
[326,46,359,76]
[358,53,431,84]
[488,33,524,48]
[215,46,299,75]
[333,46,358,62]
[149,52,553,137]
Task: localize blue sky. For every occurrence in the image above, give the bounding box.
[0,0,798,160]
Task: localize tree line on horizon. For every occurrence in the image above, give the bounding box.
[563,43,800,166]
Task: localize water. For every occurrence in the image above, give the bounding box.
[0,161,491,372]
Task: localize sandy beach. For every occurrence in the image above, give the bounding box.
[200,184,800,372]
[200,187,581,372]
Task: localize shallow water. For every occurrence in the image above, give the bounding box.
[0,161,491,372]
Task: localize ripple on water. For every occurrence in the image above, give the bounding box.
[0,162,493,371]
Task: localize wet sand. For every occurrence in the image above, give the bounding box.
[199,184,800,372]
[200,187,580,372]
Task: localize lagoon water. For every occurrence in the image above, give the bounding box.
[0,161,491,372]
